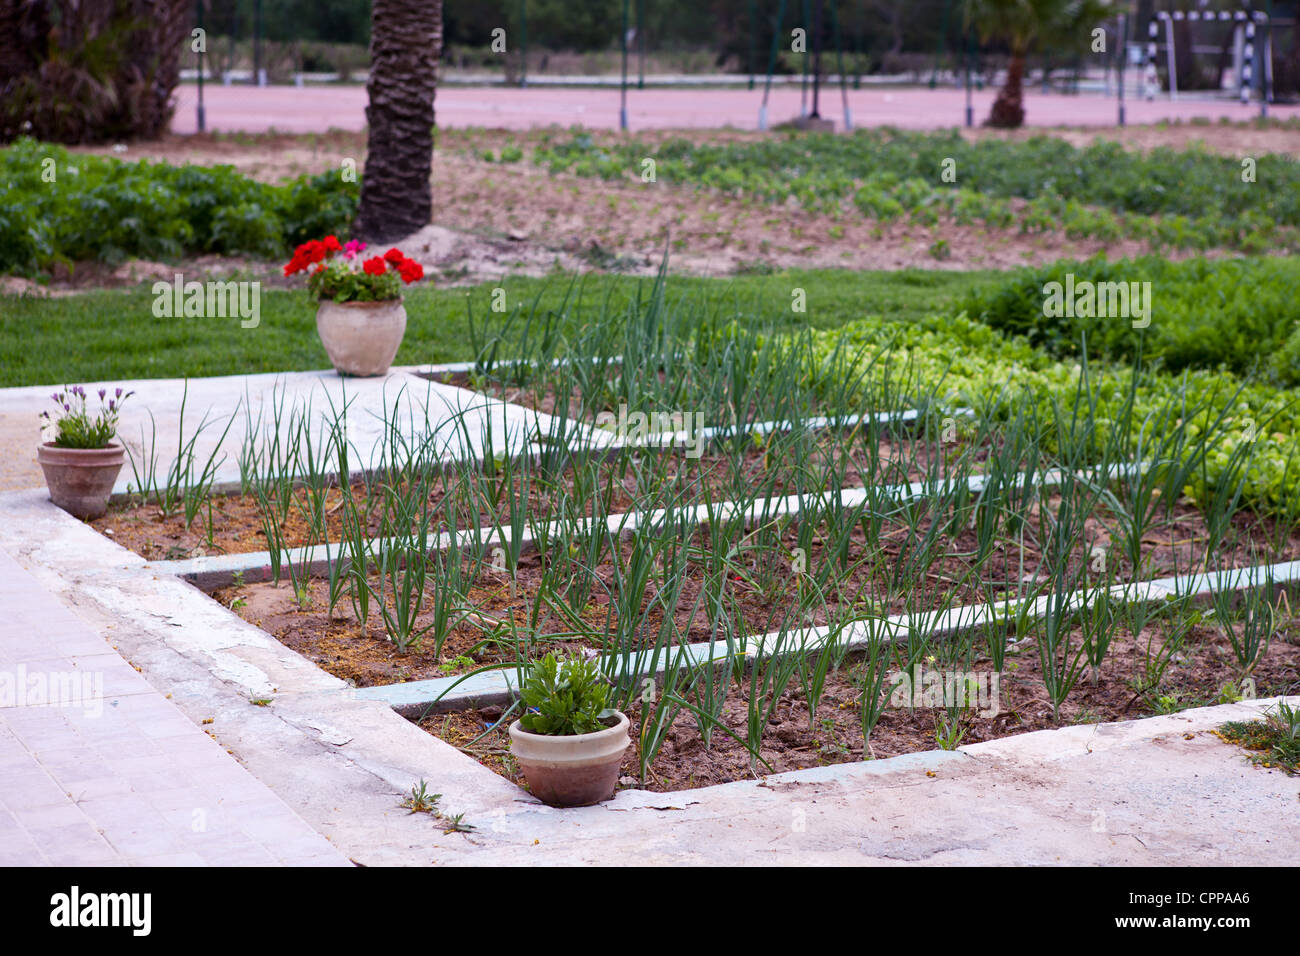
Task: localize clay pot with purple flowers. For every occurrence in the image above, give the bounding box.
[38,386,133,520]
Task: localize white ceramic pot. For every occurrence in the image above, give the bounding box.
[315,298,407,377]
[508,711,631,807]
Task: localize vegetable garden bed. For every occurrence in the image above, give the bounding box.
[93,274,1300,795]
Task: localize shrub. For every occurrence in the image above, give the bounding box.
[959,256,1300,386]
[0,138,360,273]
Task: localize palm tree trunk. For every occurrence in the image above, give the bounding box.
[354,0,442,244]
[986,49,1025,128]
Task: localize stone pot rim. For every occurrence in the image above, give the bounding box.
[37,440,125,454]
[507,709,629,743]
[317,296,405,308]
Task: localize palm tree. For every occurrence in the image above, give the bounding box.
[354,0,443,243]
[966,0,1111,128]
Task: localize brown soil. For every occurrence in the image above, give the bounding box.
[39,121,1291,294]
[421,613,1300,794]
[89,430,962,560]
[208,494,1300,689]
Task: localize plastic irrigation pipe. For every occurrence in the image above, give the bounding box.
[356,554,1300,714]
[152,458,1144,592]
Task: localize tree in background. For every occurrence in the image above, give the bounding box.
[0,0,190,143]
[353,0,442,243]
[966,0,1111,127]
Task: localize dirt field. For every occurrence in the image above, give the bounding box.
[43,118,1294,294]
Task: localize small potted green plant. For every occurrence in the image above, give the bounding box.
[508,652,631,807]
[283,236,425,377]
[37,386,133,519]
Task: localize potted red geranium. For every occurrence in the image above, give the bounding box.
[37,386,133,519]
[284,236,425,377]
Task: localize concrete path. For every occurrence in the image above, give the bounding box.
[0,483,1294,866]
[0,364,600,493]
[0,548,349,866]
[169,84,1300,136]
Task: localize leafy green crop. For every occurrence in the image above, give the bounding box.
[0,138,359,273]
[802,310,1300,515]
[519,652,618,736]
[960,255,1300,387]
[533,128,1299,252]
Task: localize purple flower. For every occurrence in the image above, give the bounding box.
[98,388,106,401]
[115,388,123,399]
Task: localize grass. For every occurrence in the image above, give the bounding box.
[1218,700,1300,775]
[0,267,1003,387]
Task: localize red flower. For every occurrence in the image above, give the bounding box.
[396,258,424,283]
[383,247,405,264]
[323,235,342,254]
[283,250,312,275]
[362,256,388,276]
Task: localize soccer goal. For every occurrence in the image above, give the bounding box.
[1143,8,1272,104]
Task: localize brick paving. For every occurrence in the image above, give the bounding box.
[0,548,349,866]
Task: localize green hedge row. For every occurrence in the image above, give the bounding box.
[0,138,358,273]
[959,256,1300,388]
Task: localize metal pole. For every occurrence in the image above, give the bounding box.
[637,0,645,89]
[196,0,206,131]
[520,0,527,88]
[1117,14,1126,127]
[1164,13,1177,102]
[964,20,973,128]
[810,0,823,118]
[800,0,810,117]
[748,0,759,90]
[620,0,629,130]
[253,0,263,86]
[1257,15,1267,119]
[829,0,850,130]
[932,0,951,89]
[759,0,787,129]
[1265,1,1275,107]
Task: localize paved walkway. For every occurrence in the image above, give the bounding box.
[0,548,348,866]
[170,84,1300,135]
[0,364,585,493]
[2,366,1297,866]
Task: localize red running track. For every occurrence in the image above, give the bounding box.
[171,84,1299,134]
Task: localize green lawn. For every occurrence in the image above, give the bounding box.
[0,267,1004,388]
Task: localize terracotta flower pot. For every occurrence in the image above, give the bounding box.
[37,442,125,520]
[315,298,407,377]
[508,711,631,807]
